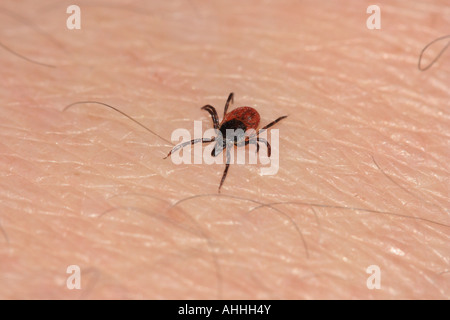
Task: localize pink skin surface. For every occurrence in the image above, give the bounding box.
[0,0,448,299]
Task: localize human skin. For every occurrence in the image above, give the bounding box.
[0,0,448,299]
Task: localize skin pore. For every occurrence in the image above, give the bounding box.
[0,0,448,299]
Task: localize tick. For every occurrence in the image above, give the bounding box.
[164,93,287,192]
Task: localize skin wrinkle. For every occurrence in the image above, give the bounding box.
[57,124,163,195]
[73,267,102,299]
[0,6,65,50]
[1,156,68,212]
[64,101,174,145]
[0,41,56,68]
[247,201,449,228]
[170,193,309,258]
[0,220,9,244]
[100,204,224,298]
[0,7,61,68]
[4,130,122,210]
[1,0,449,299]
[371,155,447,215]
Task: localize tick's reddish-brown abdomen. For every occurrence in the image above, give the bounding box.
[221,107,260,130]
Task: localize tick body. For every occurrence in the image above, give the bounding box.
[165,93,287,192]
[221,107,261,132]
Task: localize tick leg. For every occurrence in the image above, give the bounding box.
[256,138,271,157]
[218,149,231,193]
[164,138,215,159]
[223,92,234,117]
[243,138,259,154]
[201,105,219,129]
[243,138,270,156]
[258,115,288,135]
